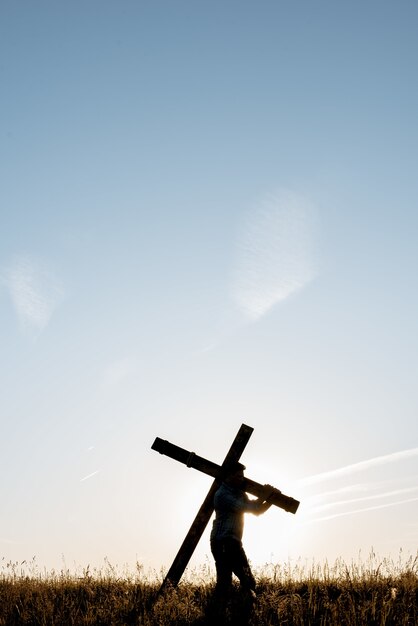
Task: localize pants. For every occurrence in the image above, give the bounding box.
[210,537,256,596]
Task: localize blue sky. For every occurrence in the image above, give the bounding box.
[1,1,417,576]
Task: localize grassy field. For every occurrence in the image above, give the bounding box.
[0,554,416,625]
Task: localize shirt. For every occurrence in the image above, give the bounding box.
[210,482,260,542]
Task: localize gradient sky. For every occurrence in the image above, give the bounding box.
[1,1,417,577]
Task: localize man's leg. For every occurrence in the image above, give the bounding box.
[210,539,233,611]
[227,540,256,591]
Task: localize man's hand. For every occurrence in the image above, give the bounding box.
[263,484,277,502]
[254,485,276,515]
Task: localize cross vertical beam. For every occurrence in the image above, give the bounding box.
[154,424,253,590]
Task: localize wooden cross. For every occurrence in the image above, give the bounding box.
[151,424,299,590]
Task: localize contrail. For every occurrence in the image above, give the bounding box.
[0,537,20,545]
[80,470,100,482]
[299,447,418,486]
[309,485,418,513]
[308,482,378,501]
[305,496,418,524]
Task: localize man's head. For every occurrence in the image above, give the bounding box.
[224,461,246,487]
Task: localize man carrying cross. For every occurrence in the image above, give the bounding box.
[151,423,299,597]
[210,461,275,606]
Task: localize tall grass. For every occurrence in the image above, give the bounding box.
[0,553,416,625]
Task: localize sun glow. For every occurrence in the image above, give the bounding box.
[231,458,309,567]
[244,494,312,568]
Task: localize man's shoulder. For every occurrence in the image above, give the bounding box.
[216,482,237,494]
[215,482,244,500]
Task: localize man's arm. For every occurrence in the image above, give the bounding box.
[249,484,276,516]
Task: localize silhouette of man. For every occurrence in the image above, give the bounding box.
[210,462,274,610]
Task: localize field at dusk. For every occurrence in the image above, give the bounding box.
[0,554,416,625]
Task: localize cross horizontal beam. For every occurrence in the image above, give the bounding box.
[152,436,299,514]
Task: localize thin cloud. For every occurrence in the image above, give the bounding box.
[231,189,318,321]
[2,254,65,334]
[100,357,139,389]
[299,447,418,486]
